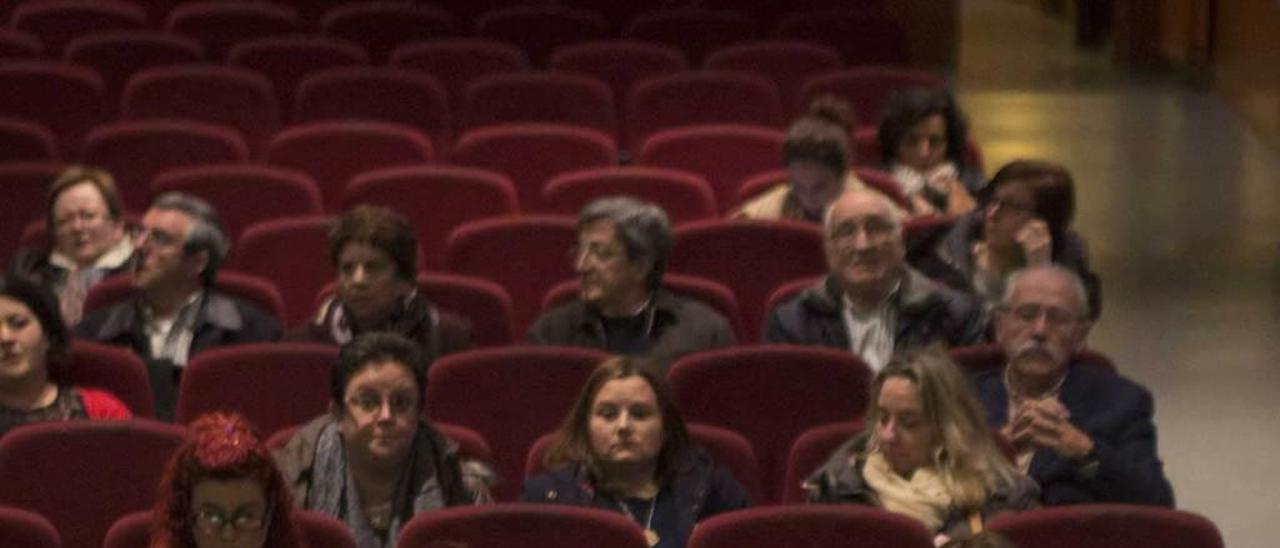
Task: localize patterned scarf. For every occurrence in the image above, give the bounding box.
[862,450,953,532]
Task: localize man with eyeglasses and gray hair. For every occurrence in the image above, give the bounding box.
[975,264,1173,506]
[527,196,735,372]
[76,192,282,418]
[764,188,986,371]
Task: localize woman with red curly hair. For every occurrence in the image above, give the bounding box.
[151,412,305,548]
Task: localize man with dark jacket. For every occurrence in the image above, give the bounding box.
[764,189,986,370]
[528,197,735,372]
[76,192,281,418]
[976,265,1173,506]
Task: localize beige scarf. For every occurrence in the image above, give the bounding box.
[862,451,953,532]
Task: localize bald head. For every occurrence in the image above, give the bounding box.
[823,189,907,300]
[823,189,904,237]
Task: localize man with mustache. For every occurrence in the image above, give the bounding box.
[976,265,1173,506]
[764,189,986,371]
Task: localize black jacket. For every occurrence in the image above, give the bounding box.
[527,290,736,373]
[763,268,987,352]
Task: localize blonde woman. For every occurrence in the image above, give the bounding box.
[806,347,1037,544]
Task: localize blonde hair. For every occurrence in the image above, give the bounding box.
[867,346,1019,510]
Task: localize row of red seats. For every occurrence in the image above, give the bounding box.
[55,340,1115,504]
[1,497,1225,548]
[0,1,909,66]
[0,53,945,157]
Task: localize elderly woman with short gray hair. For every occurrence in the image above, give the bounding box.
[527,196,735,372]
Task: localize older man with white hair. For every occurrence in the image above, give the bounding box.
[763,188,986,370]
[976,264,1173,506]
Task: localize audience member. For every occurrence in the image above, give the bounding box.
[916,160,1102,318]
[152,412,306,548]
[7,166,134,325]
[291,205,471,361]
[806,348,1038,543]
[764,189,986,371]
[976,265,1173,506]
[528,197,735,371]
[522,356,750,548]
[879,88,980,215]
[732,96,869,222]
[273,333,489,548]
[0,274,130,438]
[74,192,281,419]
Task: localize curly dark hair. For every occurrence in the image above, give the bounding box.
[328,205,418,282]
[878,87,970,171]
[0,273,68,362]
[150,413,304,548]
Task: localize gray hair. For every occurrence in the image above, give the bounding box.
[1001,265,1090,319]
[151,191,229,286]
[822,188,905,238]
[579,196,672,290]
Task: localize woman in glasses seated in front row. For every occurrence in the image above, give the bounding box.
[151,412,304,548]
[273,332,490,548]
[523,356,750,548]
[806,348,1038,546]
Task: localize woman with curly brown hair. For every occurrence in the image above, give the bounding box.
[151,412,304,548]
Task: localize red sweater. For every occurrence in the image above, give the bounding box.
[77,387,133,419]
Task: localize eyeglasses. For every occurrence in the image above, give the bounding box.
[828,218,897,245]
[134,226,182,248]
[568,243,623,266]
[346,392,418,417]
[1000,303,1081,327]
[192,508,268,535]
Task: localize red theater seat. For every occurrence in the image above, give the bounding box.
[474,6,609,66]
[398,504,649,548]
[705,40,844,118]
[626,8,756,64]
[451,123,617,212]
[989,504,1224,548]
[542,166,717,225]
[164,2,301,60]
[122,65,280,154]
[294,67,451,155]
[626,71,783,149]
[151,163,324,246]
[688,505,933,548]
[462,72,615,136]
[636,124,785,214]
[321,3,455,63]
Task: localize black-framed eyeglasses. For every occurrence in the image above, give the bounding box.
[192,507,269,535]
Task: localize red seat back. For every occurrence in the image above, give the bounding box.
[104,509,359,548]
[462,72,615,136]
[294,67,452,156]
[782,420,863,503]
[0,61,106,156]
[164,2,301,60]
[228,35,369,118]
[444,215,579,335]
[668,345,872,503]
[175,342,338,437]
[390,38,531,126]
[0,117,58,162]
[451,123,617,212]
[626,8,756,64]
[64,31,205,117]
[320,3,455,63]
[636,124,786,213]
[688,505,934,548]
[542,166,717,225]
[775,9,910,67]
[151,163,324,246]
[55,340,155,419]
[265,121,434,212]
[426,346,607,500]
[398,504,648,548]
[81,119,250,213]
[0,28,44,59]
[0,420,188,548]
[549,40,688,123]
[474,6,610,66]
[0,506,60,548]
[122,65,280,154]
[705,40,844,118]
[669,220,827,341]
[627,71,783,149]
[0,162,66,269]
[989,505,1224,548]
[234,216,334,327]
[12,0,147,57]
[343,165,519,271]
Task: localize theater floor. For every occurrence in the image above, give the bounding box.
[956,1,1280,546]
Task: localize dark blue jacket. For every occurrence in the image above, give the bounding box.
[975,363,1175,507]
[521,451,750,547]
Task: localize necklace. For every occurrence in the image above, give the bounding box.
[615,493,659,547]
